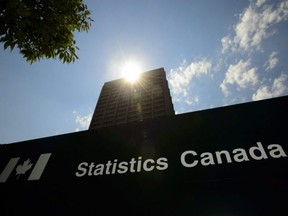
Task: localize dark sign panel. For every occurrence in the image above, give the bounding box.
[1,96,287,215]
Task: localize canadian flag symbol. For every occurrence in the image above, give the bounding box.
[0,153,51,183]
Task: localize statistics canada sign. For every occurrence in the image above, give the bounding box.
[0,96,287,215]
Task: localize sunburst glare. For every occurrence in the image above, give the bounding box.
[121,61,142,83]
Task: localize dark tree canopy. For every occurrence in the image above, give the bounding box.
[0,0,93,63]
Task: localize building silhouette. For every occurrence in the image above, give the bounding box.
[89,68,175,129]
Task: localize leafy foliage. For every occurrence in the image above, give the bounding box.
[0,0,93,63]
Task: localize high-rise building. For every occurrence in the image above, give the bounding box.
[89,68,175,129]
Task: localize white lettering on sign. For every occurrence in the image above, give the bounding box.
[75,142,287,177]
[75,157,168,177]
[181,142,287,168]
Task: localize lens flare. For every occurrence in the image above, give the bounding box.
[121,61,142,83]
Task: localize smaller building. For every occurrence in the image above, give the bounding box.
[89,68,175,129]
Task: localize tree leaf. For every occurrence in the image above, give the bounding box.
[4,41,10,50]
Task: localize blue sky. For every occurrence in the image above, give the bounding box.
[1,0,288,144]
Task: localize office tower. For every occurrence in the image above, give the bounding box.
[89,68,175,129]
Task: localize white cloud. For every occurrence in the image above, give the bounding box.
[264,51,279,71]
[252,73,288,101]
[168,60,212,94]
[256,0,266,8]
[168,60,212,105]
[221,35,233,53]
[73,111,92,131]
[221,0,288,52]
[220,59,258,97]
[184,96,200,106]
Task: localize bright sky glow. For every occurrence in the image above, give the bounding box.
[121,61,142,83]
[0,0,288,144]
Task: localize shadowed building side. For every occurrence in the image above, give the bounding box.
[89,68,175,129]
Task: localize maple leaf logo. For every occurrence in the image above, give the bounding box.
[15,159,33,179]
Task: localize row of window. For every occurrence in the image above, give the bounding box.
[100,85,164,101]
[96,98,165,111]
[97,105,166,119]
[98,98,163,109]
[91,109,168,128]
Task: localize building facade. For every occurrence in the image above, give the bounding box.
[89,68,175,129]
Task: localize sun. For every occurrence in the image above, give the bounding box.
[121,61,142,83]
